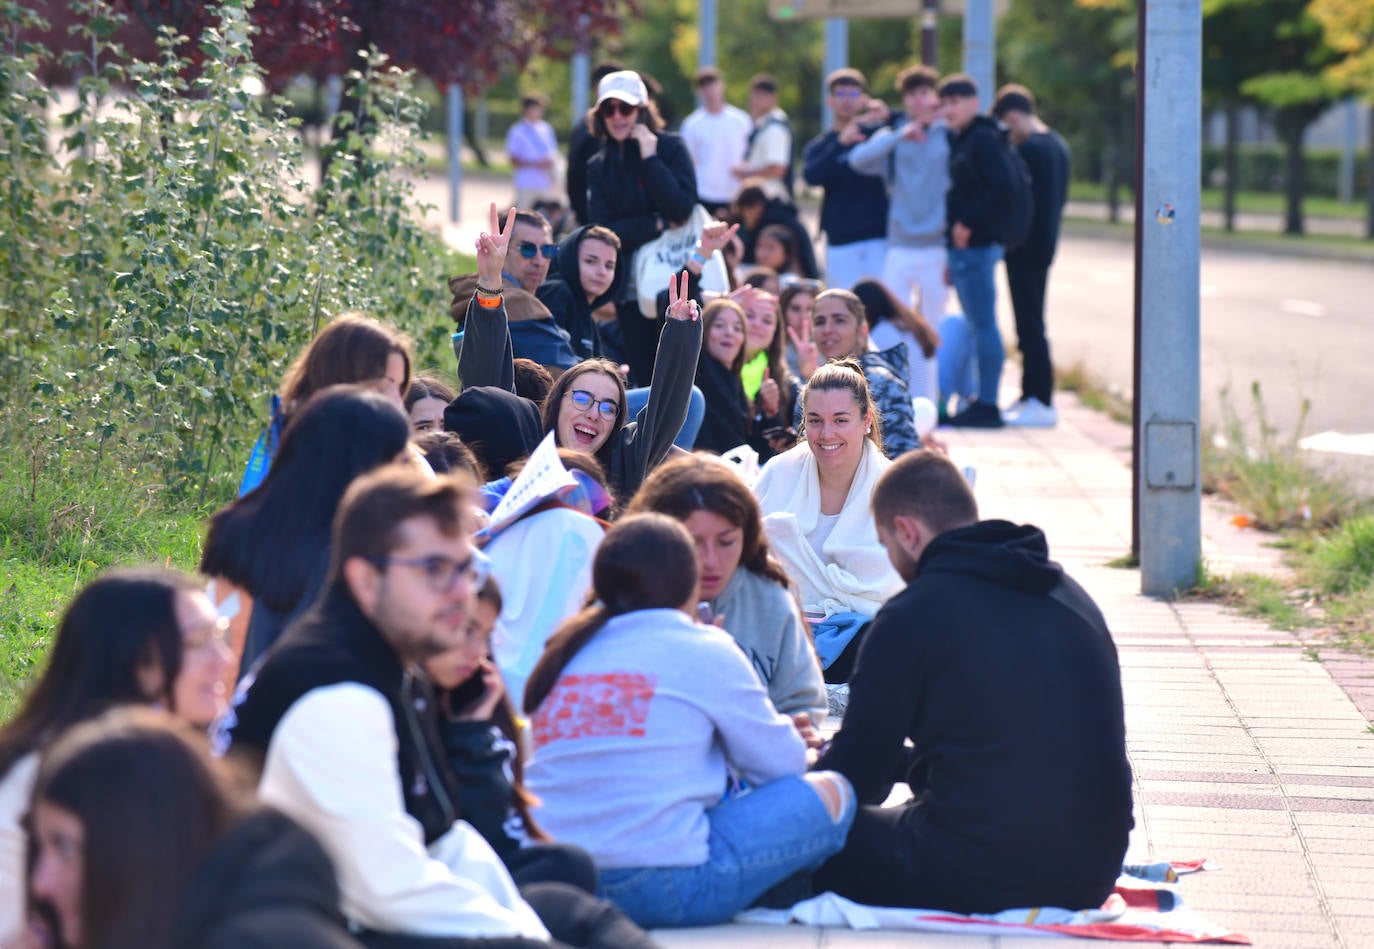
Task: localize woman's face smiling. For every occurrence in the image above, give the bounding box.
[812,296,865,362]
[706,308,745,368]
[556,370,620,455]
[804,387,869,475]
[744,299,778,361]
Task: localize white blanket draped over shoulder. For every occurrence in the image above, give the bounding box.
[754,440,903,619]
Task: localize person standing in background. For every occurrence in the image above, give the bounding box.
[567,61,626,225]
[802,68,891,292]
[680,67,752,218]
[507,94,561,209]
[993,84,1070,429]
[735,75,794,204]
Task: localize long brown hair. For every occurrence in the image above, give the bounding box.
[0,569,198,781]
[625,457,790,589]
[851,278,940,359]
[702,299,747,374]
[540,359,629,474]
[281,312,413,414]
[33,708,242,949]
[523,514,698,714]
[803,358,884,451]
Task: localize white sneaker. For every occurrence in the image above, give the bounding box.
[1002,397,1029,419]
[1004,397,1058,428]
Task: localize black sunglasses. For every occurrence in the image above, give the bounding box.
[598,100,639,118]
[517,240,558,261]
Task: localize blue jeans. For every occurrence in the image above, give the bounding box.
[596,773,856,928]
[936,313,978,405]
[947,244,1004,405]
[624,385,705,451]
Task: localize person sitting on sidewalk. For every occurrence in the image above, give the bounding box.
[814,450,1134,914]
[753,361,905,685]
[810,289,920,458]
[523,513,854,929]
[534,224,625,362]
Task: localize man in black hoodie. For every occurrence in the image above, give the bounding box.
[815,450,1133,915]
[940,74,1018,429]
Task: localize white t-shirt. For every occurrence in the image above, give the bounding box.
[806,512,842,561]
[680,104,752,204]
[505,118,559,194]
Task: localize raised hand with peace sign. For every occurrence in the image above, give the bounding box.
[475,202,516,291]
[664,270,701,322]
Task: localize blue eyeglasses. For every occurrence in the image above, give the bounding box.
[518,241,558,261]
[568,389,619,420]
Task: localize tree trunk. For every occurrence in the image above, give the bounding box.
[1277,108,1306,236]
[464,109,489,167]
[1223,102,1238,233]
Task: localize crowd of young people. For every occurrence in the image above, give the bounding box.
[2,57,1117,949]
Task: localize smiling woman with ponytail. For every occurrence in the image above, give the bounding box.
[522,514,856,929]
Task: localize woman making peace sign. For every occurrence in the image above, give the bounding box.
[459,204,709,502]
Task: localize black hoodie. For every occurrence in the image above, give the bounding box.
[172,809,360,948]
[946,114,1020,247]
[535,225,627,360]
[817,520,1134,913]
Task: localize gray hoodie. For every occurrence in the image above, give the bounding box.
[847,117,949,248]
[711,567,827,722]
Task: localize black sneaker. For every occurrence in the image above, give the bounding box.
[946,400,1004,428]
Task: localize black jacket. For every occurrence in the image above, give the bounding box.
[1006,128,1071,268]
[228,589,462,847]
[535,224,628,360]
[817,520,1134,913]
[566,120,599,225]
[692,354,752,455]
[172,809,361,948]
[946,115,1020,247]
[585,132,698,263]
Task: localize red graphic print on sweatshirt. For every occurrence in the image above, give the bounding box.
[532,672,658,745]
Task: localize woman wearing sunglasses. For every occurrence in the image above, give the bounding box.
[1,569,232,941]
[582,70,699,387]
[460,205,702,504]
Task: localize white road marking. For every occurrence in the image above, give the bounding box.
[1299,431,1374,457]
[1280,298,1326,318]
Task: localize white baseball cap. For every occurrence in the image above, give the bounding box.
[595,70,648,109]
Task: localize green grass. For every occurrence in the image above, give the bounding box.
[1061,215,1374,262]
[0,441,216,722]
[1188,567,1310,631]
[1056,359,1133,425]
[1069,180,1369,221]
[1301,515,1374,597]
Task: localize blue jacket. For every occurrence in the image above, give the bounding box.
[802,129,890,248]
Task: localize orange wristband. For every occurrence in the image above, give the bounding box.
[476,293,502,309]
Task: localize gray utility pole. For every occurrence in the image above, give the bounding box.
[821,18,849,133]
[1132,0,1202,596]
[921,0,940,67]
[961,0,994,109]
[571,51,589,130]
[700,0,717,72]
[448,84,464,224]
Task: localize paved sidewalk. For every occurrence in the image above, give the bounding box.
[648,396,1374,948]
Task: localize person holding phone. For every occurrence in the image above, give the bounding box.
[584,70,698,386]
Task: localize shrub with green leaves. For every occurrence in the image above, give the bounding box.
[0,0,459,506]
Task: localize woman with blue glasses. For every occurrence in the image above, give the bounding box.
[460,204,703,503]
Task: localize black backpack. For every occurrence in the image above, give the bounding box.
[999,130,1035,252]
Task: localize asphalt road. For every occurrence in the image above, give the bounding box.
[1042,231,1374,460]
[427,170,1374,478]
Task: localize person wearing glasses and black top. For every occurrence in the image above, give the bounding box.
[224,467,659,949]
[459,205,704,504]
[583,70,698,387]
